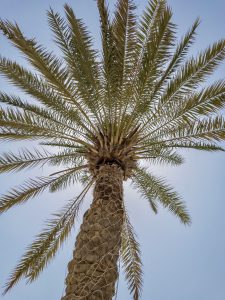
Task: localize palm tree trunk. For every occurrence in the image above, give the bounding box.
[62,164,124,300]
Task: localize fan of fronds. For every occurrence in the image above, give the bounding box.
[0,0,225,298]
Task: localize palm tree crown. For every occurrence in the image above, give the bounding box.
[0,0,225,298]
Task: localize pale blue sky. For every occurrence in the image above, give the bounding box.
[0,1,225,300]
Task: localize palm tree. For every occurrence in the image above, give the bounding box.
[0,0,225,299]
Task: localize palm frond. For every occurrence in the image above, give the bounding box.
[97,0,115,106]
[63,5,103,122]
[0,20,70,90]
[129,0,167,92]
[132,167,191,224]
[141,80,225,142]
[153,115,225,145]
[138,148,184,166]
[0,148,82,173]
[0,92,80,132]
[3,181,92,294]
[47,8,71,56]
[159,39,225,107]
[49,164,88,193]
[0,20,97,131]
[0,164,88,214]
[0,107,91,146]
[136,6,175,97]
[179,80,225,118]
[113,0,137,88]
[152,18,200,98]
[0,177,55,214]
[0,58,89,132]
[121,208,143,300]
[135,0,166,72]
[165,141,225,152]
[112,0,137,133]
[124,2,176,129]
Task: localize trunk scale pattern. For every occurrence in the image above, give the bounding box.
[62,164,124,300]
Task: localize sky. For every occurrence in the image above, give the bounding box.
[0,0,225,299]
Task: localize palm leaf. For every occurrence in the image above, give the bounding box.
[152,18,200,98]
[49,164,88,192]
[132,167,191,224]
[121,209,143,300]
[179,80,225,117]
[159,39,225,106]
[64,5,103,121]
[113,0,137,88]
[142,80,225,141]
[154,115,225,145]
[0,92,85,135]
[0,20,96,131]
[0,59,90,132]
[0,148,82,173]
[0,165,88,214]
[138,148,184,166]
[3,181,92,294]
[165,141,225,152]
[123,2,176,130]
[97,0,115,105]
[0,177,55,214]
[0,107,91,146]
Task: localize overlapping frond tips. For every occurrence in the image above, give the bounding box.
[0,89,87,137]
[123,1,176,126]
[3,181,93,295]
[0,59,68,113]
[121,209,143,300]
[132,167,191,224]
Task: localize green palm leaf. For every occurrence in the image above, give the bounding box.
[0,177,54,214]
[165,141,225,152]
[132,167,191,224]
[152,18,200,97]
[121,209,143,300]
[3,181,92,294]
[159,39,225,106]
[139,148,184,166]
[0,148,83,173]
[0,165,87,214]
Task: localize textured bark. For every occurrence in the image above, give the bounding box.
[62,164,124,300]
